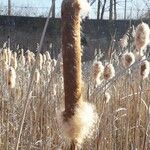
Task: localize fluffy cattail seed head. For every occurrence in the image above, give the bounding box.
[140,60,150,79]
[20,54,26,67]
[25,50,32,66]
[135,22,150,51]
[7,48,12,65]
[11,52,18,69]
[2,61,9,70]
[37,53,43,70]
[92,61,104,87]
[93,61,104,79]
[7,66,16,89]
[43,54,46,65]
[119,34,129,48]
[103,63,115,80]
[45,51,51,61]
[2,48,8,65]
[33,69,40,84]
[121,51,135,68]
[58,102,98,145]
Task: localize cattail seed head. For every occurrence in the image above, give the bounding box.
[58,102,98,145]
[93,61,104,79]
[121,51,135,68]
[25,50,32,66]
[2,61,9,70]
[135,22,150,51]
[7,48,12,65]
[43,54,47,65]
[20,54,26,67]
[11,52,18,69]
[33,69,40,84]
[140,60,150,79]
[46,61,51,75]
[52,59,57,67]
[103,63,115,80]
[92,61,104,87]
[7,66,16,89]
[37,53,43,70]
[2,48,8,65]
[45,51,51,61]
[30,53,35,66]
[119,34,129,48]
[80,0,90,18]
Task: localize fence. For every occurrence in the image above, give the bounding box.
[0,5,148,19]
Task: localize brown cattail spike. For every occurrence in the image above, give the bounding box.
[62,0,82,119]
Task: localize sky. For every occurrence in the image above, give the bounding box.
[0,0,148,19]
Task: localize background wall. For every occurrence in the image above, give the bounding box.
[0,15,149,61]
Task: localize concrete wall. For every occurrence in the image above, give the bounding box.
[0,15,149,61]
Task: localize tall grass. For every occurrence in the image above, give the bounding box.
[0,44,149,149]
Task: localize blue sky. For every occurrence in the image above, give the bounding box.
[0,0,147,19]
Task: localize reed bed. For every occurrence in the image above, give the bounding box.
[0,21,150,149]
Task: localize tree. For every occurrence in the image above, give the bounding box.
[109,0,113,20]
[101,0,107,20]
[114,0,117,20]
[124,0,127,19]
[52,0,55,18]
[97,0,101,20]
[8,0,11,15]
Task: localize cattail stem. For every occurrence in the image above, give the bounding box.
[61,0,82,119]
[70,140,78,150]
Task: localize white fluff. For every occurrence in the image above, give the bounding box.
[80,0,91,18]
[140,60,150,79]
[58,102,98,145]
[135,22,150,51]
[121,51,135,68]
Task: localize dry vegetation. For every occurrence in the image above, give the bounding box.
[0,23,149,150]
[0,2,150,148]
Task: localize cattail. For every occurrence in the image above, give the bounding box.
[19,49,25,67]
[140,60,150,79]
[119,34,129,49]
[43,53,47,65]
[7,66,16,89]
[103,63,115,80]
[52,59,57,67]
[2,61,9,70]
[58,101,98,145]
[46,61,51,75]
[37,53,43,70]
[25,50,31,66]
[33,69,40,84]
[92,61,104,86]
[11,52,18,69]
[119,26,135,49]
[135,50,146,61]
[121,51,135,68]
[61,0,98,147]
[30,53,35,66]
[2,48,8,65]
[7,48,12,65]
[20,54,26,67]
[80,0,90,18]
[135,22,150,51]
[45,51,51,61]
